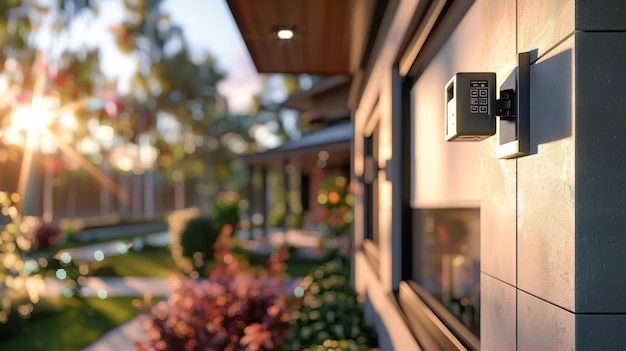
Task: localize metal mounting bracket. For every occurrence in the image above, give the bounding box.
[497,52,530,159]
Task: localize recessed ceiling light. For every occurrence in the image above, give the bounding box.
[274,27,295,40]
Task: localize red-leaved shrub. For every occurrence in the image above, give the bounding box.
[137,226,298,351]
[32,223,62,250]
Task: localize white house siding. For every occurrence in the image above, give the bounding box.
[353,0,421,299]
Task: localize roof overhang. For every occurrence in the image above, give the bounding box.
[226,0,381,75]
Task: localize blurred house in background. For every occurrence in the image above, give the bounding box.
[242,76,352,234]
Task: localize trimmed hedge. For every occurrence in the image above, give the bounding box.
[180,216,220,260]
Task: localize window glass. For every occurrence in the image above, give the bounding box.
[414,208,480,335]
[363,122,380,245]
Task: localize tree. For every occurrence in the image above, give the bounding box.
[113,0,243,211]
[0,0,106,324]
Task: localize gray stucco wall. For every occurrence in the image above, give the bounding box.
[574,32,626,313]
[572,31,626,348]
[353,0,626,350]
[483,1,626,350]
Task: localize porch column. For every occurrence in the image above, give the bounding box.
[282,160,290,231]
[261,167,268,239]
[246,165,254,233]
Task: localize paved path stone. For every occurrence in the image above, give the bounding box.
[81,315,151,351]
[73,223,167,243]
[40,276,172,298]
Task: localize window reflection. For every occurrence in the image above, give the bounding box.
[416,208,480,335]
[363,121,379,245]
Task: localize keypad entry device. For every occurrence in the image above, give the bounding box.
[444,72,496,141]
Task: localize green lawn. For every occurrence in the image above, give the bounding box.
[0,296,139,351]
[89,245,183,277]
[234,247,332,278]
[88,244,326,278]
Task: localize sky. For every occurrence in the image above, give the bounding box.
[161,0,262,113]
[92,0,262,114]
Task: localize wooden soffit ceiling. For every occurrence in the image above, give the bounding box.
[226,0,355,75]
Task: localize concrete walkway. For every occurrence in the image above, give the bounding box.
[72,222,168,243]
[82,314,152,351]
[40,276,171,299]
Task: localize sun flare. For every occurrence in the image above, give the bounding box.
[9,106,56,148]
[6,53,131,215]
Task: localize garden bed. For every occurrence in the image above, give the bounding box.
[0,236,343,350]
[136,227,379,351]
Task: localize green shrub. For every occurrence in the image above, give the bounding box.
[166,207,222,276]
[166,207,201,274]
[286,212,304,229]
[0,313,25,340]
[318,176,353,238]
[213,191,241,230]
[304,339,379,351]
[268,203,286,227]
[288,260,379,351]
[0,194,49,333]
[180,216,220,266]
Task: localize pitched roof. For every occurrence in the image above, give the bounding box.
[242,122,352,167]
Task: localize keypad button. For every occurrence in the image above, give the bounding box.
[470,89,479,97]
[471,98,479,105]
[479,89,488,97]
[470,106,479,113]
[479,106,488,113]
[479,98,488,105]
